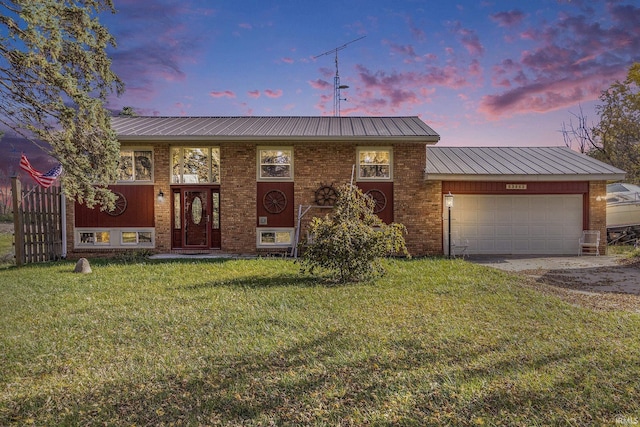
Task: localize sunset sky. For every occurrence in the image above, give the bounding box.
[3,0,640,171]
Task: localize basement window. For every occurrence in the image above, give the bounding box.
[257,228,294,247]
[76,228,155,249]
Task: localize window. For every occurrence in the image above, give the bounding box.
[172,147,220,184]
[256,228,294,247]
[121,231,153,245]
[79,231,110,245]
[357,148,392,180]
[76,228,154,248]
[119,150,153,182]
[258,148,293,180]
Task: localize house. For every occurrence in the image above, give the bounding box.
[65,116,625,258]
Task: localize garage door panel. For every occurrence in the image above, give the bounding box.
[445,194,583,255]
[478,225,496,237]
[513,226,530,236]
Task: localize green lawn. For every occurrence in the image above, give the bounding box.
[1,257,639,426]
[0,227,13,266]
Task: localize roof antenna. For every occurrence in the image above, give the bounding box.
[314,36,365,117]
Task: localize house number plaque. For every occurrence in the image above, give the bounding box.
[506,184,527,190]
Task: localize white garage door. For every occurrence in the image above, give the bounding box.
[445,194,583,255]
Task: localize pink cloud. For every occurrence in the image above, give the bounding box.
[308,79,331,90]
[385,41,418,59]
[247,90,260,98]
[479,2,640,118]
[281,57,294,64]
[448,21,485,57]
[352,63,476,113]
[209,90,236,98]
[264,89,283,98]
[238,23,252,30]
[478,73,617,119]
[490,10,526,27]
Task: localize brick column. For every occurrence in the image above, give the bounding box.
[394,144,442,256]
[588,180,607,255]
[154,144,171,252]
[220,143,256,253]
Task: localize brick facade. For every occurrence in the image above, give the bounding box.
[63,140,613,259]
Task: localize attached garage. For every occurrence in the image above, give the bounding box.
[426,146,626,256]
[448,194,583,255]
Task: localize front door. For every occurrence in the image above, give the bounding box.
[175,187,221,249]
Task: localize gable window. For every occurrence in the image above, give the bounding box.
[119,150,153,182]
[172,147,220,184]
[258,148,293,180]
[357,147,392,180]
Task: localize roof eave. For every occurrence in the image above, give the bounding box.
[118,135,440,143]
[424,173,627,182]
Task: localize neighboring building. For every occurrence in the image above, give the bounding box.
[65,116,625,258]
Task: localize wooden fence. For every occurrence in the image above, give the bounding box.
[11,177,64,266]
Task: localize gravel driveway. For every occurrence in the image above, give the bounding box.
[469,255,640,312]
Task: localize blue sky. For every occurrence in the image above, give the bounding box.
[4,0,640,170]
[98,0,640,147]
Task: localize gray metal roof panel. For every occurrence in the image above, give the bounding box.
[111,116,440,141]
[426,146,626,180]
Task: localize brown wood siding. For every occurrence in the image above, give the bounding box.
[256,182,294,227]
[442,181,589,194]
[75,185,155,227]
[356,182,394,224]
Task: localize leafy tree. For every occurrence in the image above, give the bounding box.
[591,62,640,183]
[299,183,409,283]
[119,106,136,116]
[0,1,123,208]
[562,62,640,183]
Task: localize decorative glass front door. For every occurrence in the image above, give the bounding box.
[184,189,208,247]
[173,187,221,249]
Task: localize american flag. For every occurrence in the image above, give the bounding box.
[19,154,63,188]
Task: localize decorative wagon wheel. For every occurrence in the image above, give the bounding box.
[315,184,338,206]
[263,189,287,214]
[106,191,127,216]
[365,189,387,213]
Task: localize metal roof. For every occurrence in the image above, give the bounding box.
[425,146,626,181]
[111,116,440,142]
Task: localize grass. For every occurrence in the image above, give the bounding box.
[0,225,13,266]
[1,257,639,426]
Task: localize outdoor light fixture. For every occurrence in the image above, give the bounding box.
[444,191,454,209]
[157,189,165,203]
[444,192,454,258]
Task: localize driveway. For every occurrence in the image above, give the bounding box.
[469,255,640,295]
[468,255,640,312]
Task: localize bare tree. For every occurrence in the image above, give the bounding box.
[560,105,596,154]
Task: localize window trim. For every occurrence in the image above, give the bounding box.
[256,228,295,248]
[257,147,294,181]
[356,147,393,181]
[117,148,154,183]
[75,228,155,249]
[171,146,221,184]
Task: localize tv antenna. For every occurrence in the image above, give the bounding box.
[314,36,365,116]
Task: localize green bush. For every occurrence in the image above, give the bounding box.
[299,183,409,282]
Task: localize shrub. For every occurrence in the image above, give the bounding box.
[299,183,409,283]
